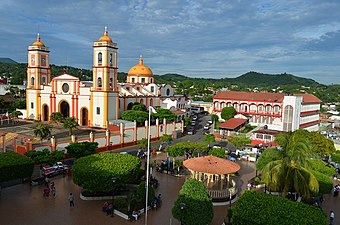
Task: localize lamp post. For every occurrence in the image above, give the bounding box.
[180,202,186,225]
[111,177,116,217]
[145,106,152,225]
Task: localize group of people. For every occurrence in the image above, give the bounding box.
[150,176,159,189]
[151,194,162,210]
[102,201,113,216]
[43,179,56,198]
[131,210,141,221]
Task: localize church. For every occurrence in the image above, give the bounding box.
[25,28,188,129]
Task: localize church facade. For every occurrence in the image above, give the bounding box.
[25,28,188,129]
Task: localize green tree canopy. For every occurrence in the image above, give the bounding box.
[227,136,251,148]
[204,134,216,147]
[25,149,64,165]
[50,112,64,125]
[65,141,98,159]
[121,110,148,126]
[221,107,236,120]
[166,142,208,157]
[138,138,148,150]
[63,117,78,135]
[160,134,173,143]
[153,108,176,122]
[183,116,191,127]
[232,191,327,225]
[208,147,225,158]
[0,152,34,182]
[131,103,147,112]
[72,153,141,192]
[172,179,213,225]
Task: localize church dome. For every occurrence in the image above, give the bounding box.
[32,34,45,47]
[128,56,153,77]
[98,27,112,43]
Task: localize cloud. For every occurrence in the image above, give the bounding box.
[0,0,339,84]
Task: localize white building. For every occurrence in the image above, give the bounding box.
[24,28,188,129]
[213,91,322,132]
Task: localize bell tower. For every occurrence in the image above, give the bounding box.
[90,27,119,128]
[26,34,50,120]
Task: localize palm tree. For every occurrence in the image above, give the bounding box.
[260,132,319,198]
[50,112,64,126]
[63,117,78,135]
[33,121,52,141]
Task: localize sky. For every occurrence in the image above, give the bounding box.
[0,0,339,85]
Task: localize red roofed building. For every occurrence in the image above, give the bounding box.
[213,91,322,132]
[219,118,248,131]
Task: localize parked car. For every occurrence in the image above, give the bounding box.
[203,124,210,130]
[187,127,195,135]
[330,162,340,169]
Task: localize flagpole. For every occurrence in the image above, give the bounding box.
[145,106,151,225]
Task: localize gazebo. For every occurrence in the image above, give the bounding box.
[183,155,241,200]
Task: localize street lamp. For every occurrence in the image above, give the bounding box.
[180,202,186,225]
[111,177,116,217]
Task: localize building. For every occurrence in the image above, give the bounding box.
[213,91,322,132]
[24,28,188,129]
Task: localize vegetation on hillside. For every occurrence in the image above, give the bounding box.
[1,62,339,103]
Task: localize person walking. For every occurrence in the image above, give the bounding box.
[330,211,335,225]
[52,186,56,198]
[68,193,75,207]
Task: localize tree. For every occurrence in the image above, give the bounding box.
[10,110,22,123]
[172,179,213,225]
[0,152,34,182]
[25,149,64,166]
[153,108,176,122]
[208,147,225,158]
[221,107,236,120]
[131,103,147,112]
[138,138,148,150]
[65,141,98,159]
[121,110,148,126]
[166,142,208,158]
[204,134,215,148]
[50,112,64,125]
[232,191,327,225]
[72,153,141,192]
[211,114,219,128]
[259,132,319,198]
[183,116,191,127]
[63,117,78,135]
[227,136,251,148]
[33,121,52,141]
[160,134,173,144]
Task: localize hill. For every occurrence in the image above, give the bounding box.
[0,58,17,64]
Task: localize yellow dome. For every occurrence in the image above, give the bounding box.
[128,56,153,77]
[32,34,45,47]
[98,27,112,43]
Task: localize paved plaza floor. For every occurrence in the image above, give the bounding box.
[0,154,339,225]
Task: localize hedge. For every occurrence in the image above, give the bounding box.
[232,191,327,225]
[311,170,333,195]
[0,152,34,182]
[72,153,141,192]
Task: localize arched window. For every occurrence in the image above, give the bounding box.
[140,99,144,104]
[109,53,113,64]
[109,77,113,88]
[98,52,102,64]
[31,77,35,86]
[151,86,154,92]
[98,77,102,87]
[131,78,135,83]
[150,78,153,83]
[166,88,170,96]
[283,105,293,131]
[150,98,153,106]
[141,78,145,83]
[42,76,46,85]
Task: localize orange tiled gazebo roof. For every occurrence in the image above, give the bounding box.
[183,155,240,175]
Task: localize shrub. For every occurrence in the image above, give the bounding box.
[310,160,335,177]
[0,152,34,182]
[331,151,340,163]
[232,191,327,225]
[72,153,141,192]
[311,171,333,195]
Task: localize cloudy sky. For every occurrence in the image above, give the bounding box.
[0,0,339,84]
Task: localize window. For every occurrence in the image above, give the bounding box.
[98,52,102,64]
[131,78,135,83]
[96,107,100,115]
[166,88,170,96]
[109,78,113,88]
[98,77,102,88]
[42,76,46,85]
[283,105,293,131]
[151,86,154,92]
[109,53,113,64]
[150,78,153,83]
[141,78,145,83]
[31,102,34,109]
[31,56,35,64]
[62,83,69,93]
[31,77,35,86]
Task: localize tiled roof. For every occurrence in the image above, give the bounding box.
[214,91,285,103]
[183,155,240,174]
[294,94,322,103]
[219,118,248,130]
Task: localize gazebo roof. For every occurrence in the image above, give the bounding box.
[183,155,241,175]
